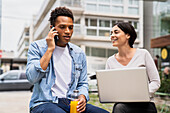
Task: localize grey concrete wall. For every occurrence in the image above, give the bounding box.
[143,1,154,56]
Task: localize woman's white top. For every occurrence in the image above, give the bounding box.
[105,49,160,98]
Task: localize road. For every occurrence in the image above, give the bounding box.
[0,91,32,113]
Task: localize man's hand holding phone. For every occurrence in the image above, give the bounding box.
[46,27,58,52]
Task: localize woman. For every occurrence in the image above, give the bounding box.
[105,22,160,113]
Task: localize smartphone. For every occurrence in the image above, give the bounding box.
[53,26,58,45]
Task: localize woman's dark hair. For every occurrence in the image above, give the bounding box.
[114,22,137,48]
[49,7,74,26]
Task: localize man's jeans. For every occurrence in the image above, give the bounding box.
[30,98,109,113]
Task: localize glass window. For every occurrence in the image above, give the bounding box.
[99,5,110,12]
[107,49,118,57]
[87,29,97,36]
[86,0,97,2]
[86,47,90,56]
[75,19,80,24]
[99,20,110,27]
[85,18,88,26]
[128,7,138,15]
[129,21,132,24]
[86,4,97,11]
[134,22,138,29]
[99,30,110,36]
[161,18,170,35]
[99,0,110,3]
[129,0,139,6]
[91,48,106,57]
[112,20,116,27]
[118,20,124,23]
[73,0,81,7]
[25,50,28,57]
[25,31,29,36]
[134,0,139,5]
[129,0,133,5]
[90,19,97,26]
[19,73,26,79]
[61,0,71,6]
[112,0,123,4]
[112,6,123,14]
[25,41,29,46]
[4,72,18,80]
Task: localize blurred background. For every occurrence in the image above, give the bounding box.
[0,0,169,113]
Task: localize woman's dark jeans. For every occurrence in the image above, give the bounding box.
[112,102,157,113]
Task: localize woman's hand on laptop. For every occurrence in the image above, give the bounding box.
[75,94,86,112]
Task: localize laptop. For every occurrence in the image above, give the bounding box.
[96,67,150,103]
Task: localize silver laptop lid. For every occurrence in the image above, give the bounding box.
[96,67,150,103]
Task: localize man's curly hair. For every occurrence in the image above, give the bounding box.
[49,7,74,26]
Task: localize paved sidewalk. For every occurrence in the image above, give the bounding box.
[0,91,32,113]
[0,91,169,113]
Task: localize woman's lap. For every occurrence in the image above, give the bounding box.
[112,102,157,113]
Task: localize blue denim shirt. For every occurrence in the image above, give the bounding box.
[26,39,89,110]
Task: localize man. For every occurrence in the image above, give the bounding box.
[26,7,109,113]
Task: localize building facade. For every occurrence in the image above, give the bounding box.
[17,26,30,59]
[153,0,170,38]
[151,0,170,68]
[28,0,144,73]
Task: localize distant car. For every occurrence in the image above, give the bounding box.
[0,70,33,91]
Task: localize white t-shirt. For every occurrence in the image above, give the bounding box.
[51,46,72,98]
[105,49,160,98]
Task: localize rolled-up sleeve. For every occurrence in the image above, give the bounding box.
[26,42,49,84]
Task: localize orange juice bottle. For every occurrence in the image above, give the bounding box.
[70,100,79,113]
[70,90,79,113]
